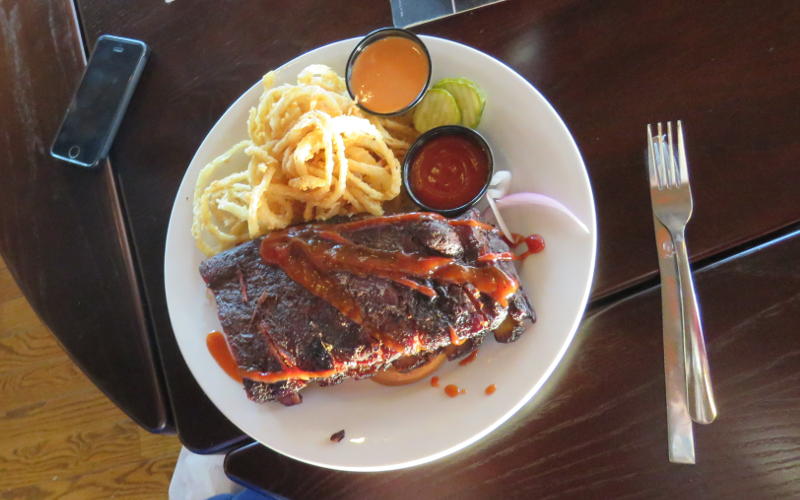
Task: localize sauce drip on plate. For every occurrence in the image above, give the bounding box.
[503,233,546,260]
[458,350,479,366]
[485,384,497,395]
[350,36,429,114]
[444,384,466,397]
[408,135,490,210]
[206,331,242,383]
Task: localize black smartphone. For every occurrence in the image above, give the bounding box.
[51,35,149,168]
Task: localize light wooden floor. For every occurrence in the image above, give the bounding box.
[0,256,181,499]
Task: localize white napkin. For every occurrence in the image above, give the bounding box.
[168,446,243,500]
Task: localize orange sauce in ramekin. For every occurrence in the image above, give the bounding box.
[350,36,429,114]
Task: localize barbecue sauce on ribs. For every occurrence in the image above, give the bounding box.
[259,213,519,326]
[200,210,536,402]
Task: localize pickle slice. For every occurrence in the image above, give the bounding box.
[433,78,486,128]
[412,88,461,133]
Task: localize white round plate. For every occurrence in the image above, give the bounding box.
[165,36,596,472]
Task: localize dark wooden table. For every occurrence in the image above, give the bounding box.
[1,0,798,497]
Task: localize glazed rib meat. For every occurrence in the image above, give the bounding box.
[199,211,534,405]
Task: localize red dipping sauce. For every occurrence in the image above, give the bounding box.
[408,134,490,211]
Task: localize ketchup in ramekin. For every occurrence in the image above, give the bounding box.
[403,125,493,216]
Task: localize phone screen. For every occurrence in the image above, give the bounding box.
[51,35,148,167]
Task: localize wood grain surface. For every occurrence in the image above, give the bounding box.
[225,231,800,499]
[0,0,168,431]
[0,255,180,500]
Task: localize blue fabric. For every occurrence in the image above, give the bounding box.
[208,488,284,500]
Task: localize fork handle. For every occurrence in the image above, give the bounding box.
[673,231,718,424]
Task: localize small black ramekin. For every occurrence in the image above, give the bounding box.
[345,27,432,117]
[402,125,494,217]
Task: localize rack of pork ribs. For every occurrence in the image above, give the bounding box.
[199,210,534,406]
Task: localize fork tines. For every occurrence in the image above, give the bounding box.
[647,121,689,191]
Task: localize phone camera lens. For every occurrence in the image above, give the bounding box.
[68,145,81,158]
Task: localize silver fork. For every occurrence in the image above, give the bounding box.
[647,121,718,425]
